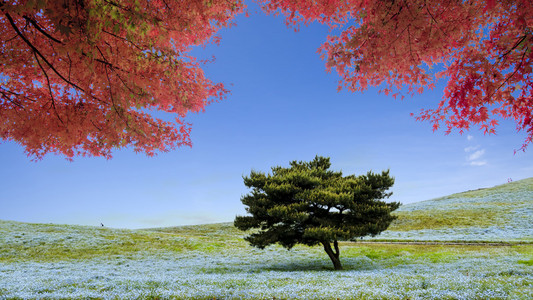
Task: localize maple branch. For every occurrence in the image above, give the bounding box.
[425,6,447,38]
[103,0,128,11]
[91,120,103,131]
[102,63,120,113]
[499,35,527,62]
[407,25,417,63]
[0,91,24,109]
[77,48,127,73]
[425,6,439,25]
[404,0,418,19]
[4,33,18,42]
[489,47,529,101]
[22,15,64,44]
[102,29,144,51]
[4,12,86,93]
[382,2,403,26]
[33,51,65,126]
[116,72,146,98]
[102,0,163,24]
[6,11,128,122]
[100,57,137,135]
[0,86,37,104]
[95,44,144,98]
[389,24,409,46]
[95,45,115,70]
[66,51,73,83]
[6,14,116,108]
[161,0,171,10]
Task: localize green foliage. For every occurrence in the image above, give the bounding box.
[234,156,399,269]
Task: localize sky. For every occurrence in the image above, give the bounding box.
[1,2,532,229]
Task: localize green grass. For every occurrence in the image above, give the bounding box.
[2,178,531,265]
[2,219,530,264]
[368,177,533,242]
[1,221,532,299]
[390,208,501,230]
[442,177,533,198]
[0,221,248,263]
[518,258,533,266]
[0,178,532,298]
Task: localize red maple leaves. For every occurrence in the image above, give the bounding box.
[258,0,533,150]
[1,0,532,160]
[1,0,242,159]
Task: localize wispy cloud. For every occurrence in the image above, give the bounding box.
[469,161,487,166]
[464,145,480,152]
[464,136,487,166]
[468,149,485,161]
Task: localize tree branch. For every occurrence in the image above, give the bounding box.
[0,91,25,109]
[22,15,64,44]
[6,12,110,107]
[102,29,143,51]
[0,86,37,104]
[33,51,65,126]
[5,12,85,93]
[333,239,340,256]
[499,35,527,62]
[407,25,417,63]
[489,47,529,101]
[101,56,138,135]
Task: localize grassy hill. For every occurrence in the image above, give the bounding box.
[148,178,532,243]
[0,179,532,299]
[367,177,533,242]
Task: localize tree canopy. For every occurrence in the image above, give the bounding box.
[257,0,533,150]
[1,0,531,160]
[234,156,400,270]
[0,0,242,159]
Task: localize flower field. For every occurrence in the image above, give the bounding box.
[0,178,532,299]
[369,178,533,242]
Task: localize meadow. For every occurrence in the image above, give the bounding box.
[0,179,532,299]
[366,177,533,242]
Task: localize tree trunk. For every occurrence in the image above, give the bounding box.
[322,240,343,270]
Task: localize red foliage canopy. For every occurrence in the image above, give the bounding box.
[0,0,242,159]
[2,0,532,160]
[258,0,533,150]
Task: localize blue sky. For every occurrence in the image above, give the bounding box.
[1,2,532,229]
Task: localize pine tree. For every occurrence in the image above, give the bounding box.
[234,156,400,270]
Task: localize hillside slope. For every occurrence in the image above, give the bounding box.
[368,177,533,242]
[0,180,531,298]
[0,177,530,262]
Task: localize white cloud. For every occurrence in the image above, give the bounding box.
[465,147,487,166]
[468,149,485,161]
[464,146,479,152]
[467,135,474,141]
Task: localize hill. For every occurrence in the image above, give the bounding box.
[0,179,531,299]
[1,178,531,263]
[367,177,533,242]
[149,178,532,243]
